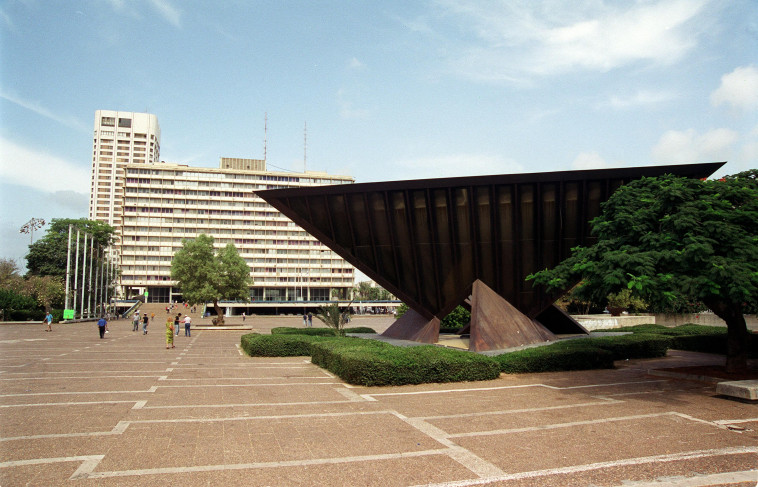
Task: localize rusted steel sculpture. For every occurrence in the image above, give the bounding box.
[259,162,724,351]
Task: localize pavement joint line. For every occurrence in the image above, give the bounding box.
[446,412,708,438]
[235,344,243,355]
[132,400,147,409]
[73,448,452,480]
[0,375,168,381]
[418,399,625,420]
[360,380,668,399]
[393,412,505,478]
[413,446,758,487]
[154,381,340,388]
[0,388,158,397]
[606,470,758,486]
[0,400,143,408]
[0,454,105,470]
[138,399,362,409]
[333,386,369,402]
[714,417,758,425]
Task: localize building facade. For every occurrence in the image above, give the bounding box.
[119,158,355,305]
[89,110,161,238]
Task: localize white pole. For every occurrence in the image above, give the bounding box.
[73,229,80,317]
[87,239,94,319]
[80,233,87,319]
[64,225,73,312]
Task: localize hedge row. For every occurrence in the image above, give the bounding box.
[596,324,757,357]
[310,338,501,386]
[240,324,752,386]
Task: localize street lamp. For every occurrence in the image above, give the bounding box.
[20,218,46,245]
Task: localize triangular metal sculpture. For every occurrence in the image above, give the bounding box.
[258,162,724,351]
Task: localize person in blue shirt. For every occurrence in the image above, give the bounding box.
[44,312,53,332]
[97,316,108,339]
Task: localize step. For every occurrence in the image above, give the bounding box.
[716,380,758,401]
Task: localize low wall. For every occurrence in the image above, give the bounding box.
[572,314,656,331]
[655,313,758,330]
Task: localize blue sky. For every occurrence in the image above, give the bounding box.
[1,0,757,269]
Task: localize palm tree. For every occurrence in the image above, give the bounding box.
[315,302,352,336]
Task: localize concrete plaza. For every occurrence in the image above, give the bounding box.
[0,316,756,486]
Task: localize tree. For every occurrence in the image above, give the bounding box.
[170,234,251,325]
[353,281,392,301]
[528,172,758,373]
[24,275,65,313]
[315,302,352,336]
[26,218,114,278]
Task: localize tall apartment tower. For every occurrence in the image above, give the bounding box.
[89,110,161,236]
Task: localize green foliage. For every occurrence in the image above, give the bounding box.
[441,306,470,329]
[170,234,251,317]
[527,172,758,371]
[396,303,409,317]
[353,281,392,301]
[240,333,329,356]
[529,174,758,309]
[26,218,114,279]
[315,302,352,336]
[271,326,376,336]
[494,341,615,373]
[310,339,501,386]
[0,288,38,311]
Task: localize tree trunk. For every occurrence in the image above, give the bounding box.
[704,298,749,374]
[213,300,224,326]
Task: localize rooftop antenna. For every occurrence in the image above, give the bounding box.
[303,121,307,173]
[263,112,268,162]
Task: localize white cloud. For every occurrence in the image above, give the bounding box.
[434,0,711,82]
[571,151,609,170]
[348,57,365,70]
[389,153,524,180]
[651,128,739,164]
[0,137,90,194]
[147,0,181,27]
[605,90,676,110]
[710,65,758,111]
[0,91,89,133]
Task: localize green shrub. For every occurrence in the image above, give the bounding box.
[583,333,671,360]
[240,333,331,357]
[310,338,500,386]
[494,340,615,373]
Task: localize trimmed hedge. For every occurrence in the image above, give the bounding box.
[581,333,671,360]
[494,341,615,373]
[240,333,331,357]
[271,326,376,336]
[596,323,757,357]
[309,338,501,386]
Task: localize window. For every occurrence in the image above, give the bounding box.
[118,118,132,128]
[101,117,115,126]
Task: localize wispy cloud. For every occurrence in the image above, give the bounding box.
[348,57,365,70]
[0,91,89,133]
[604,90,676,110]
[432,0,711,82]
[147,0,181,27]
[0,137,90,194]
[710,65,758,111]
[571,151,610,170]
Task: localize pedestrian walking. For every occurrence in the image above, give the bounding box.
[184,314,191,337]
[43,311,53,332]
[303,313,307,326]
[165,315,175,349]
[307,312,313,327]
[242,312,246,322]
[174,313,181,336]
[142,313,149,334]
[132,313,139,332]
[98,315,108,339]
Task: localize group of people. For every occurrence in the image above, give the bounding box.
[165,312,192,349]
[132,311,154,334]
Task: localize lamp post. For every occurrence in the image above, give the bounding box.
[19,218,46,245]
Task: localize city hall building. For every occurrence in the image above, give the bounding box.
[88,111,356,309]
